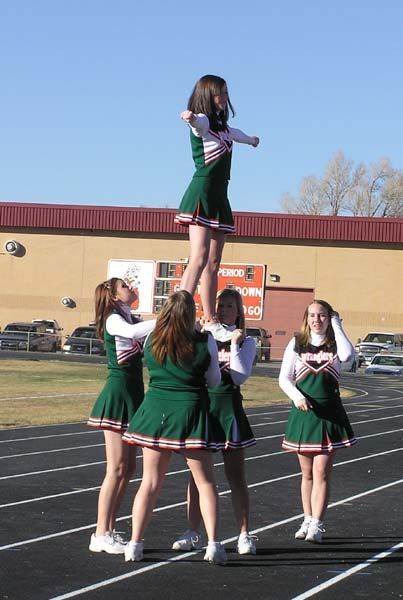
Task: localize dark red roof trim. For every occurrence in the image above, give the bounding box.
[1,202,402,243]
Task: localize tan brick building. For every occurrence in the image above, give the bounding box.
[1,202,402,357]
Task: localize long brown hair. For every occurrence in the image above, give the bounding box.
[296,299,335,348]
[94,278,126,339]
[187,74,235,132]
[216,288,245,332]
[151,290,196,364]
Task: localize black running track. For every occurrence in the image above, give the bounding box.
[1,369,402,600]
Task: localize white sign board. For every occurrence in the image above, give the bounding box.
[107,259,155,314]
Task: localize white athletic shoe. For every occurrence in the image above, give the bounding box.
[172,529,203,551]
[237,532,258,555]
[203,322,234,343]
[89,532,126,554]
[124,541,144,562]
[203,542,227,565]
[305,522,325,544]
[294,518,311,540]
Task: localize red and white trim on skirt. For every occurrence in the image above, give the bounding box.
[282,436,357,453]
[174,213,235,233]
[122,431,208,450]
[87,417,128,432]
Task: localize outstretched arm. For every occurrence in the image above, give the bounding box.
[227,126,259,147]
[180,111,210,136]
[106,314,156,341]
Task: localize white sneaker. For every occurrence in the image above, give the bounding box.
[294,518,311,540]
[203,542,227,565]
[124,541,144,562]
[305,522,325,544]
[237,532,257,555]
[89,532,126,554]
[203,322,234,343]
[172,529,203,551]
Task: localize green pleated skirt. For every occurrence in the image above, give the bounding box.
[208,390,256,450]
[87,371,144,433]
[123,389,210,450]
[282,396,357,453]
[174,177,235,233]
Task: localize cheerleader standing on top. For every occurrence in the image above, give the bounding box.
[279,299,357,544]
[172,288,258,555]
[175,74,259,342]
[87,278,155,555]
[123,290,227,565]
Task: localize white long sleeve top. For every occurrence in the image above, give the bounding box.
[279,315,355,405]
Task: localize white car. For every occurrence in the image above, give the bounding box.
[365,354,403,376]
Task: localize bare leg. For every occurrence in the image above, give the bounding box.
[182,450,219,542]
[96,430,135,536]
[108,445,137,531]
[180,225,211,297]
[223,449,249,533]
[130,447,171,542]
[311,453,334,520]
[297,453,314,517]
[186,475,202,531]
[199,230,226,321]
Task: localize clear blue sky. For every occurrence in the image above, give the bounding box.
[1,0,402,214]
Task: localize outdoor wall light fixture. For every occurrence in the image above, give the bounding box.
[269,274,281,282]
[61,297,76,308]
[4,240,25,257]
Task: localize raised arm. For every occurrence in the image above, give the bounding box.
[106,314,156,341]
[331,314,355,362]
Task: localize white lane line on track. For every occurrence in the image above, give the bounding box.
[0,443,105,461]
[46,477,403,600]
[290,541,403,600]
[2,446,403,548]
[3,428,402,509]
[0,393,96,402]
[0,430,100,444]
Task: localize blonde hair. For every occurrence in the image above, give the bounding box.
[216,288,245,332]
[296,299,335,348]
[151,290,196,364]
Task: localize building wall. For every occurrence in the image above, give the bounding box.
[0,230,402,347]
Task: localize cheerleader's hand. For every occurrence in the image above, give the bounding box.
[181,110,195,123]
[251,136,260,147]
[294,398,312,411]
[231,329,245,345]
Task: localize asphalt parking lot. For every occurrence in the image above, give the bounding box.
[1,368,402,600]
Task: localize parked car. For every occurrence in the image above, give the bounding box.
[62,326,105,356]
[340,352,359,373]
[0,322,57,352]
[355,332,403,366]
[365,354,403,376]
[246,327,271,362]
[32,319,63,351]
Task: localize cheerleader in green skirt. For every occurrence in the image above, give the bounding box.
[123,290,227,565]
[175,74,259,342]
[172,289,258,555]
[279,300,357,544]
[88,278,155,555]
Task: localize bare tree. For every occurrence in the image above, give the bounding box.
[280,151,403,218]
[346,158,395,216]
